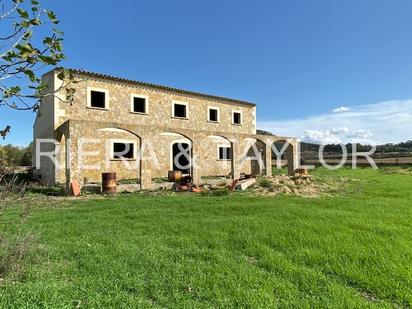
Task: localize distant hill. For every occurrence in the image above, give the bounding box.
[300,141,412,157]
[256,129,412,161]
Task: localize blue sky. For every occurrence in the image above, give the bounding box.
[3,0,412,145]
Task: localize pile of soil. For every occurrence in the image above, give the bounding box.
[248,175,350,198]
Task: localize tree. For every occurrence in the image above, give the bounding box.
[0,143,32,166]
[20,142,32,166]
[1,0,75,139]
[0,0,70,278]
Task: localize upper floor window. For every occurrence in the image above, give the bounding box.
[172,101,188,119]
[232,111,242,125]
[131,94,148,114]
[208,107,219,122]
[87,87,109,109]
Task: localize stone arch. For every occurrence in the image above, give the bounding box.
[54,122,71,191]
[242,137,268,176]
[96,127,142,185]
[155,131,194,179]
[272,139,297,176]
[198,135,235,180]
[55,131,69,190]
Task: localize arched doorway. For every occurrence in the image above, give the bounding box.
[240,138,267,176]
[58,134,68,185]
[272,139,296,176]
[171,141,191,175]
[197,135,234,179]
[96,127,141,185]
[155,132,193,179]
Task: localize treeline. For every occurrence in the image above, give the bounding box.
[301,141,412,154]
[256,130,412,154]
[0,143,32,166]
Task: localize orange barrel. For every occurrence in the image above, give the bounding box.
[168,170,182,182]
[102,172,117,193]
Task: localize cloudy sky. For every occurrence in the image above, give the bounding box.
[259,99,412,145]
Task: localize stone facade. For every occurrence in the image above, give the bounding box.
[33,69,298,189]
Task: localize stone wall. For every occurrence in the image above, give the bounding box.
[34,69,299,188]
[53,119,298,189]
[55,71,256,136]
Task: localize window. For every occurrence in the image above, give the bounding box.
[131,95,148,114]
[173,102,188,118]
[233,111,242,125]
[208,107,219,122]
[218,146,232,160]
[91,91,106,108]
[87,87,109,109]
[112,142,135,160]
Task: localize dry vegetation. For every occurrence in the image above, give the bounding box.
[248,174,355,198]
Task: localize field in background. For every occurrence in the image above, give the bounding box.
[0,168,411,307]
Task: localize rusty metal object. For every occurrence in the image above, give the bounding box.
[295,168,308,176]
[168,170,182,182]
[102,172,117,194]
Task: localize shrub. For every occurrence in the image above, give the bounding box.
[201,188,229,197]
[26,186,63,196]
[258,178,272,188]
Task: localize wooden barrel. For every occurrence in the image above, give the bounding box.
[102,172,116,193]
[168,170,182,182]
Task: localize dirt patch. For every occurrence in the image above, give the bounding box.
[380,166,412,175]
[247,175,351,198]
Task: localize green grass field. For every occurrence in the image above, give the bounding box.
[1,168,411,308]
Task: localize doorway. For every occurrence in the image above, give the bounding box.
[172,142,191,174]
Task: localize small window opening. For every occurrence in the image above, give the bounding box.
[209,108,218,122]
[90,90,106,109]
[218,147,232,160]
[113,142,134,159]
[233,112,242,124]
[133,97,146,113]
[174,103,187,118]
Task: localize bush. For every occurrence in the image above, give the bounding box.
[258,178,272,188]
[201,188,229,197]
[26,186,63,196]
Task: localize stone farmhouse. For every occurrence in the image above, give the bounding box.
[33,69,298,190]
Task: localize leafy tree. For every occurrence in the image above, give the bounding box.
[0,143,32,166]
[0,0,70,277]
[20,142,32,166]
[0,0,74,139]
[0,144,23,165]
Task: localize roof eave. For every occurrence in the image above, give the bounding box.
[60,68,256,107]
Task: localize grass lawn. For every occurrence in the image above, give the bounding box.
[0,168,411,308]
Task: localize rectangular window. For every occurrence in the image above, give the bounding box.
[233,111,242,125]
[173,103,187,118]
[208,108,219,122]
[90,90,106,109]
[218,146,232,160]
[132,96,147,113]
[112,142,135,159]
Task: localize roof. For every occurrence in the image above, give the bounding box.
[63,68,256,107]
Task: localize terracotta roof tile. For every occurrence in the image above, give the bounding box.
[64,68,256,107]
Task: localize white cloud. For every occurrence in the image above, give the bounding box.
[332,106,350,113]
[258,99,412,144]
[303,127,373,144]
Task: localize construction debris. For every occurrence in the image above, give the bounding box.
[234,178,257,191]
[70,180,81,196]
[82,183,102,194]
[247,174,350,198]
